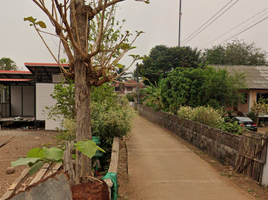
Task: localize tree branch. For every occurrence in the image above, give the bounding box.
[88,0,107,58]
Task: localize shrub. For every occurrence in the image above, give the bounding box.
[91,96,137,141]
[46,82,136,147]
[177,106,194,120]
[177,106,223,129]
[220,118,243,135]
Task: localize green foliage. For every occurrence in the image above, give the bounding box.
[220,118,243,135]
[11,141,105,175]
[246,111,257,122]
[12,147,63,175]
[177,106,223,129]
[176,106,194,120]
[202,39,268,66]
[141,76,166,110]
[0,57,18,71]
[46,82,136,147]
[137,45,202,85]
[46,80,75,120]
[91,96,137,143]
[126,93,135,102]
[161,66,246,112]
[24,16,47,29]
[251,97,268,125]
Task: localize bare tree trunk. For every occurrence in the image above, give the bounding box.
[75,62,92,184]
[71,0,92,184]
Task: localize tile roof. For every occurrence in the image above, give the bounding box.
[215,65,268,89]
[114,80,146,88]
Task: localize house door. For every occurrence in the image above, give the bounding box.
[10,86,34,117]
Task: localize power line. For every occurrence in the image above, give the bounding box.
[217,15,268,45]
[201,7,268,48]
[181,0,239,46]
[181,0,234,43]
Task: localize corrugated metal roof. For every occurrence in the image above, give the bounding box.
[214,65,268,89]
[0,71,31,74]
[0,79,33,82]
[24,63,69,67]
[115,80,146,88]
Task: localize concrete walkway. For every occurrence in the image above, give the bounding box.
[126,116,254,200]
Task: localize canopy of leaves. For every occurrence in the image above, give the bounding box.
[137,45,202,85]
[202,39,268,66]
[0,57,18,71]
[161,66,246,113]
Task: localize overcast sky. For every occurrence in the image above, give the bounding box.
[0,1,267,71]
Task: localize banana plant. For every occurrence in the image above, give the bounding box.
[11,140,105,175]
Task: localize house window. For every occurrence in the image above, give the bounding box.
[257,93,268,103]
[115,87,119,91]
[126,87,133,92]
[242,93,247,104]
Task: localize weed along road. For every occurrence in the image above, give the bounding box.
[126,116,254,200]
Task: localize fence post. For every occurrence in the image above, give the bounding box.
[261,134,268,185]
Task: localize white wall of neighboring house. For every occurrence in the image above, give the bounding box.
[36,83,65,130]
[45,114,63,130]
[36,83,57,121]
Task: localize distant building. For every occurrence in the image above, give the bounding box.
[216,65,268,116]
[114,80,145,94]
[0,63,69,130]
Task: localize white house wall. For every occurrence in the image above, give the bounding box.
[36,83,57,120]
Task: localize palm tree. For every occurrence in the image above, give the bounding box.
[141,75,165,110]
[0,57,18,71]
[115,65,131,93]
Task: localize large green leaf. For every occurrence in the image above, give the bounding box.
[43,147,63,161]
[11,158,39,167]
[77,140,97,158]
[29,161,44,175]
[27,148,45,158]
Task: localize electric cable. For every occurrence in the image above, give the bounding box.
[201,7,268,48]
[217,15,268,45]
[181,0,234,43]
[181,0,239,46]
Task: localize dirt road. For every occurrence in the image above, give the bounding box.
[126,116,254,200]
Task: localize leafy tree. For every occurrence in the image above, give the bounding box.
[161,66,246,113]
[0,57,18,71]
[251,97,268,126]
[203,39,268,66]
[137,45,202,85]
[30,0,149,184]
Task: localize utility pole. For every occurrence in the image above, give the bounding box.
[178,0,182,46]
[136,65,140,104]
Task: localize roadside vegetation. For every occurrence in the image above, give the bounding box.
[46,82,136,150]
[138,41,268,135]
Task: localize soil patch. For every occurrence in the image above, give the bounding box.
[0,129,58,197]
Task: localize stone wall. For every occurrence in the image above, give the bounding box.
[137,104,241,167]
